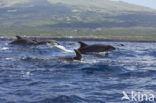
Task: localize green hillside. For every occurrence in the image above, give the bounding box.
[0,0,156,41]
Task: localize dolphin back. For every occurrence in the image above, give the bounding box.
[73,49,82,60]
[78,44,115,53]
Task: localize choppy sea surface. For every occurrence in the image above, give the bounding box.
[0,39,156,103]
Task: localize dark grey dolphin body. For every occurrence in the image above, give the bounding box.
[10,36,59,45]
[78,41,116,54]
[33,40,59,45]
[33,49,82,61]
[9,36,38,45]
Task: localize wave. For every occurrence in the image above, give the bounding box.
[81,64,128,75]
[118,70,156,78]
[31,95,86,103]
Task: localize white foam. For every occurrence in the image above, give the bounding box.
[21,71,31,78]
[5,58,15,60]
[0,47,9,50]
[81,59,98,64]
[54,45,73,52]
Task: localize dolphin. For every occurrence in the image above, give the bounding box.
[31,49,82,61]
[9,36,38,45]
[78,41,116,54]
[10,36,59,45]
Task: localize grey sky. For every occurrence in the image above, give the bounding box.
[113,0,156,9]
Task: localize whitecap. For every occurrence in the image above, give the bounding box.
[21,71,31,78]
[5,58,15,60]
[0,47,9,50]
[54,45,73,52]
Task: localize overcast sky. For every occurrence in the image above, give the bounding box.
[113,0,156,9]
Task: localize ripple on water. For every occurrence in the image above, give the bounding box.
[31,95,88,103]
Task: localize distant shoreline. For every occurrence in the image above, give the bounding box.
[0,36,156,43]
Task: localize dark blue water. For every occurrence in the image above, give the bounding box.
[0,40,156,103]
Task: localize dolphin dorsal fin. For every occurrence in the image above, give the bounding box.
[74,49,82,60]
[16,36,22,40]
[78,41,88,49]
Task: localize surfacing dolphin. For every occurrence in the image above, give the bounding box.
[9,36,38,45]
[32,49,82,61]
[32,39,59,45]
[78,41,116,54]
[10,36,59,45]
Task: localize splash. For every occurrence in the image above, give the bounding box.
[54,44,73,52]
[0,47,9,50]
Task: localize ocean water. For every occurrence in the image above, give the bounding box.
[0,39,156,103]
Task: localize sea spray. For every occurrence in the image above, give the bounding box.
[53,44,73,52]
